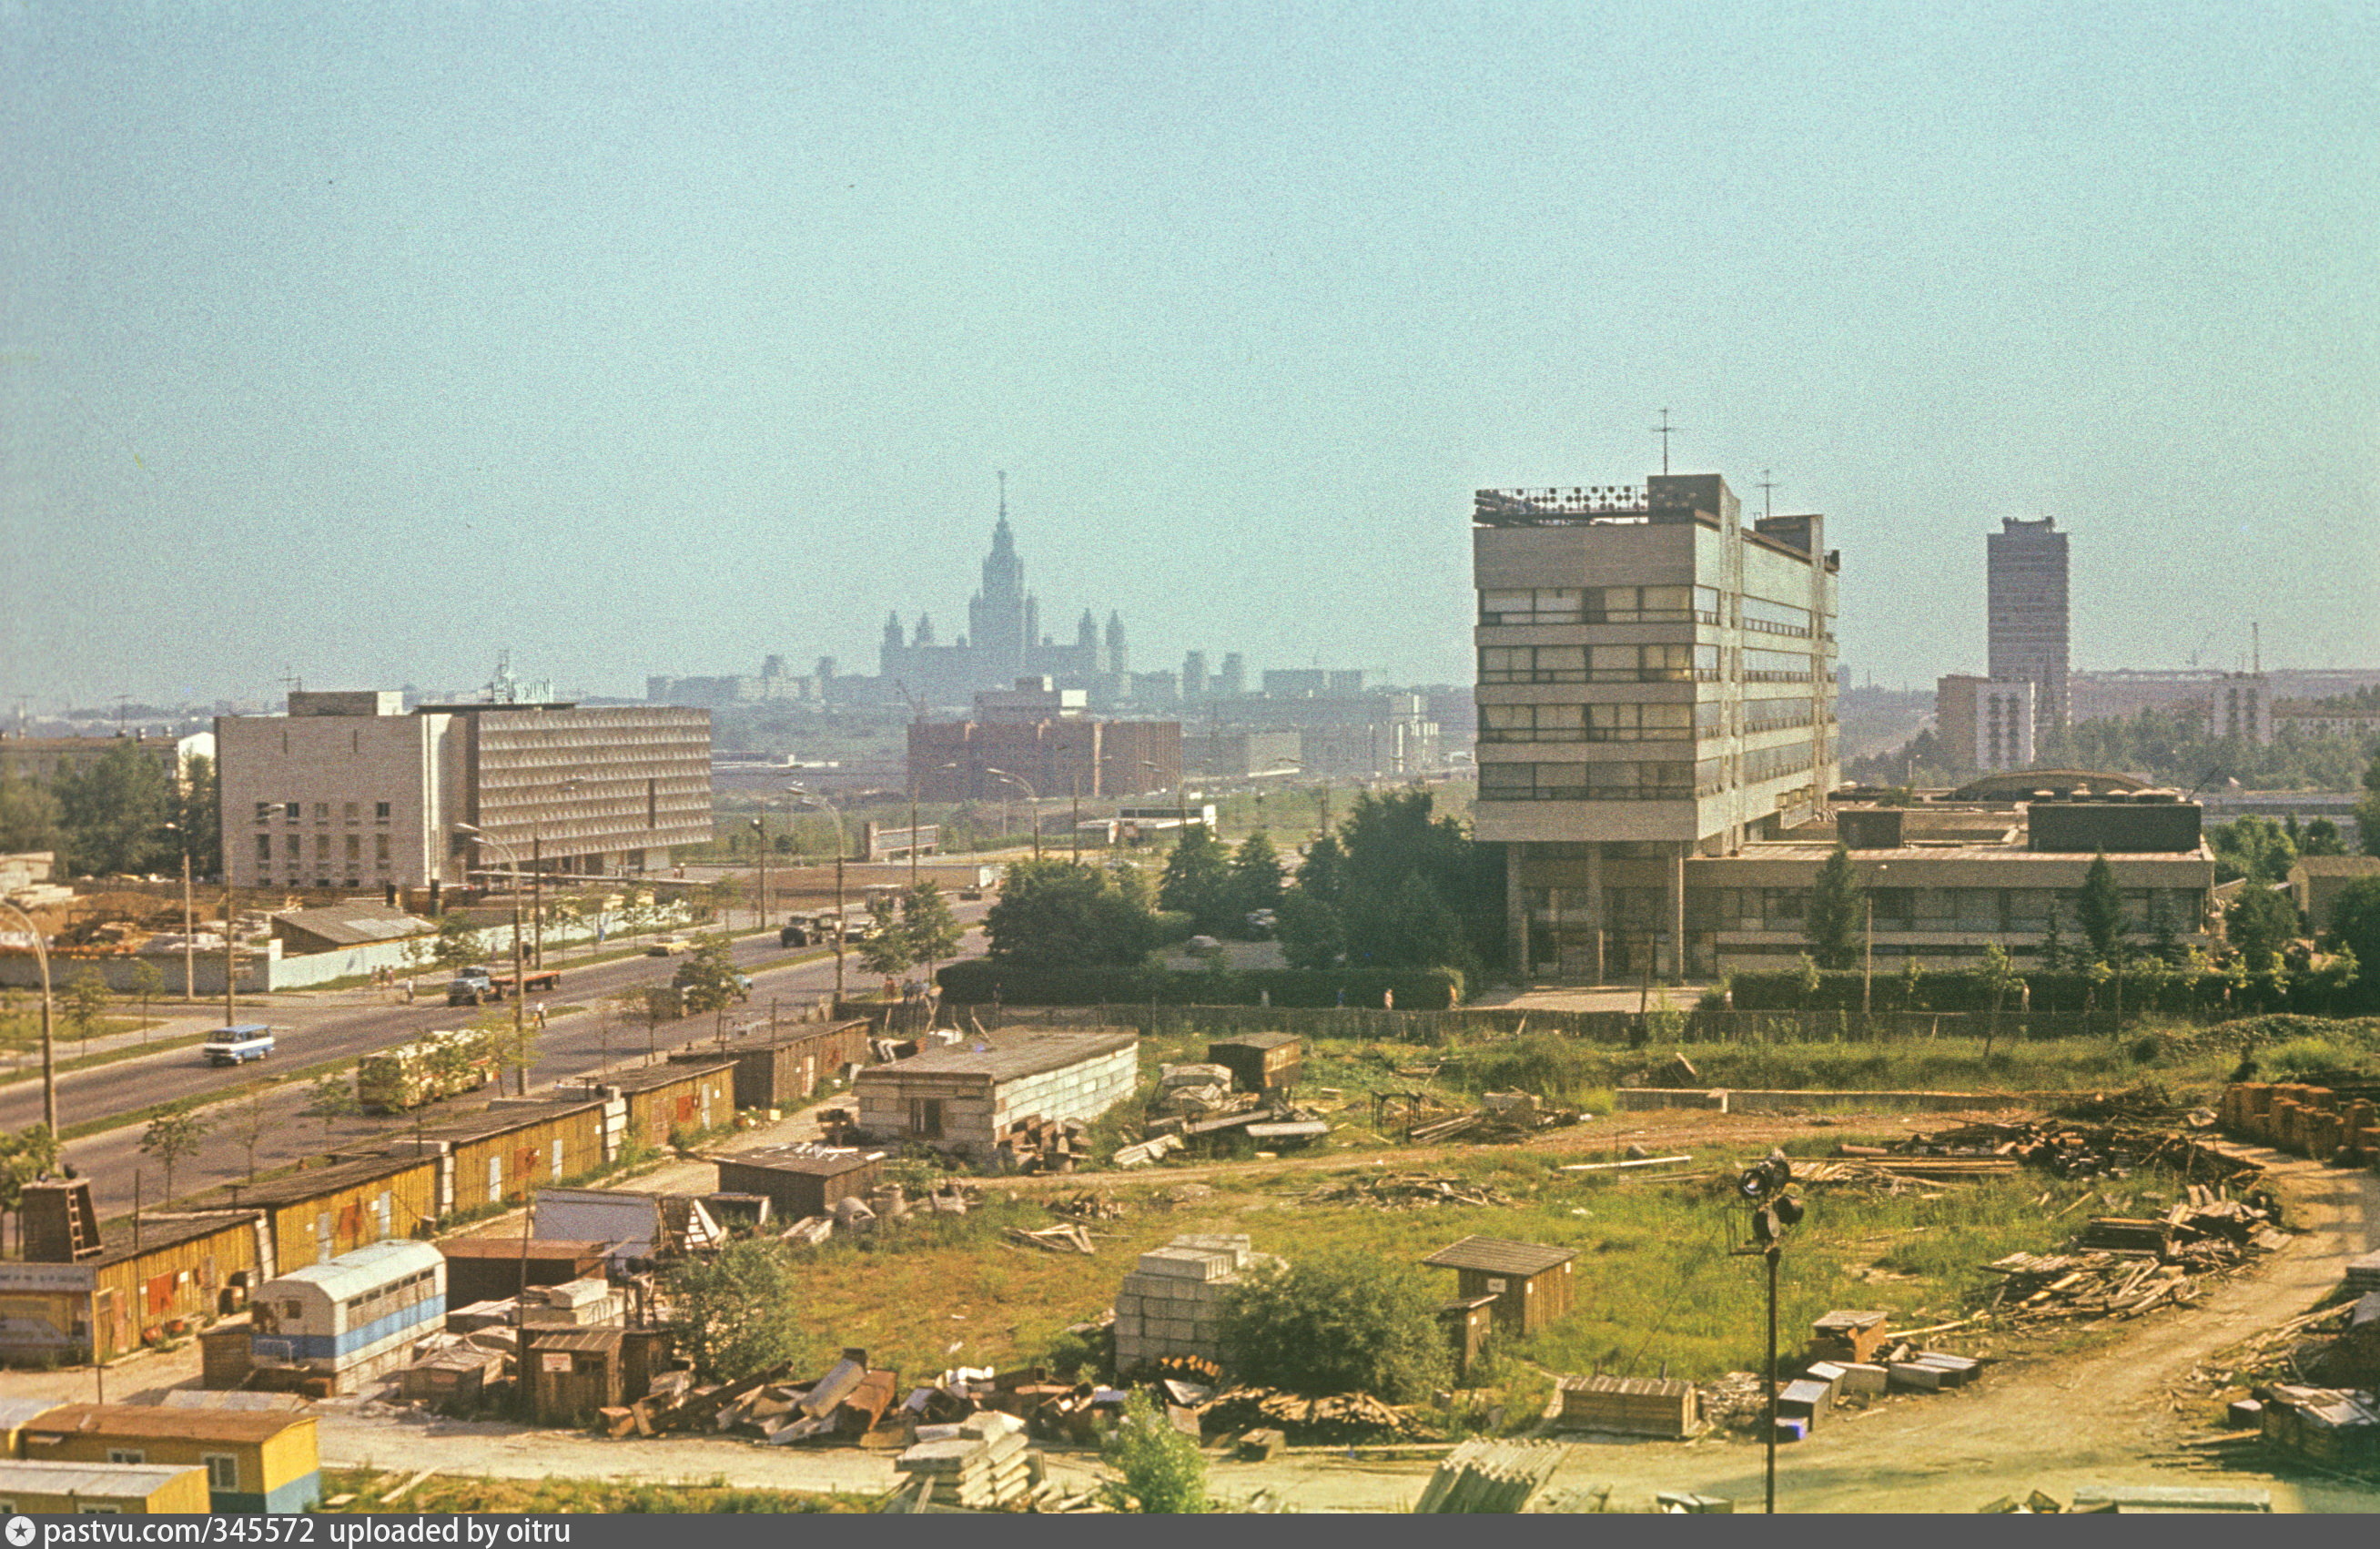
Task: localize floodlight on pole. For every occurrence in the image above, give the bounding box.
[0,898,58,1133]
[455,823,531,1097]
[984,768,1040,859]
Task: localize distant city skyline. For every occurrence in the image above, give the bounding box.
[5,5,2375,709]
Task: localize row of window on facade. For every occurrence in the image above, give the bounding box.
[1482,743,1816,802]
[258,833,392,865]
[1479,700,1828,743]
[1522,885,2207,935]
[1479,644,1817,683]
[1478,586,1817,637]
[255,801,393,824]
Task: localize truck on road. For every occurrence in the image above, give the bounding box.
[446,967,562,1005]
[357,1028,501,1111]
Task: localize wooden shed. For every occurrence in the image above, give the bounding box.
[712,1147,885,1220]
[1206,1033,1302,1095]
[1421,1236,1578,1336]
[437,1237,612,1306]
[523,1327,625,1426]
[675,1018,871,1109]
[0,1211,266,1365]
[853,1031,1139,1161]
[187,1150,441,1273]
[392,1098,611,1214]
[573,1061,734,1149]
[1437,1293,1496,1382]
[1809,1310,1891,1365]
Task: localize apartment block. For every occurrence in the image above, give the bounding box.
[216,692,709,892]
[1472,472,1838,980]
[1987,516,2070,737]
[1936,675,2037,774]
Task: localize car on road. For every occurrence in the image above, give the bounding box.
[201,1024,278,1065]
[778,921,814,947]
[645,936,690,956]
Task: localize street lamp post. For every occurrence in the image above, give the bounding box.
[751,815,769,936]
[456,824,531,1097]
[164,821,195,1002]
[789,785,846,1005]
[985,769,1040,860]
[0,899,58,1132]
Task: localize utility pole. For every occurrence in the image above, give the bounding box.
[1070,777,1081,862]
[753,813,769,936]
[0,900,57,1132]
[222,886,238,1028]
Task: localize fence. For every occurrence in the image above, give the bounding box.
[969,1001,2216,1046]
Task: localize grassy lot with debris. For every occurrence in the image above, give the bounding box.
[775,1142,2174,1432]
[319,1467,869,1513]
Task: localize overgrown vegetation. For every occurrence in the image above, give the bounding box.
[1100,1389,1210,1514]
[319,1468,858,1514]
[1218,1250,1451,1402]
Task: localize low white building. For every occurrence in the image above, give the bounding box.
[853,1031,1139,1162]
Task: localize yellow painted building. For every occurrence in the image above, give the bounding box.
[0,1213,265,1364]
[188,1152,441,1273]
[575,1061,734,1150]
[405,1099,610,1214]
[16,1405,320,1514]
[0,1458,213,1514]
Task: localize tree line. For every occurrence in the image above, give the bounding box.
[0,739,221,878]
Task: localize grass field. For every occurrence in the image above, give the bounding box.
[773,1143,2172,1431]
[319,1467,865,1513]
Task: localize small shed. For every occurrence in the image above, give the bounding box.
[1421,1236,1577,1336]
[675,1018,872,1109]
[398,1344,508,1407]
[523,1327,626,1426]
[1437,1293,1496,1382]
[570,1061,734,1149]
[1810,1310,1891,1365]
[437,1238,612,1306]
[713,1147,884,1221]
[853,1031,1139,1161]
[1206,1033,1302,1095]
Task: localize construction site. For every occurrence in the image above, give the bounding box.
[0,987,2373,1515]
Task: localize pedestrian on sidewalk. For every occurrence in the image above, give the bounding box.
[534,1001,548,1030]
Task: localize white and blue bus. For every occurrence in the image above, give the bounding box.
[250,1240,445,1391]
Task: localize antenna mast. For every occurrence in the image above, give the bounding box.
[1651,409,1678,475]
[2252,622,2262,674]
[1757,469,1778,521]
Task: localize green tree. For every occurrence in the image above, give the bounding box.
[1294,831,1347,906]
[983,859,1158,972]
[2320,875,2380,989]
[1226,831,1285,926]
[2225,886,2302,974]
[61,967,111,1054]
[2299,817,2350,857]
[177,754,221,878]
[127,959,165,1032]
[430,911,485,973]
[1796,952,1824,1002]
[855,897,916,979]
[52,739,175,876]
[301,1072,361,1139]
[900,884,964,972]
[469,1007,536,1098]
[674,933,747,1016]
[1898,957,1926,1011]
[1343,870,1470,972]
[0,771,64,854]
[1977,943,2022,1057]
[1273,890,1346,971]
[664,1239,805,1384]
[1332,791,1504,976]
[2040,912,2069,974]
[2359,754,2380,858]
[2076,849,2128,963]
[1099,1388,1209,1514]
[224,1087,276,1180]
[138,1103,212,1202]
[1217,1250,1451,1403]
[0,1124,63,1251]
[2211,816,2298,886]
[1803,847,1864,970]
[1157,824,1233,932]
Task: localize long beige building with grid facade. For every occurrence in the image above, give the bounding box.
[215,692,709,892]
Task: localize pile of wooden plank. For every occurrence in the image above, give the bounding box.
[606,1350,901,1443]
[1845,1119,2269,1190]
[892,1413,1036,1510]
[1048,1190,1129,1220]
[1405,1096,1581,1146]
[996,1113,1090,1173]
[1006,1220,1098,1254]
[1554,1374,1699,1439]
[1412,1439,1570,1514]
[1200,1385,1429,1443]
[1299,1173,1520,1210]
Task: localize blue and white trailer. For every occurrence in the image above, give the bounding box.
[249,1240,446,1392]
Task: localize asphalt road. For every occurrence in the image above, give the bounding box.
[25,910,988,1220]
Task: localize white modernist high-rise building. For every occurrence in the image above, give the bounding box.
[1471,472,1839,981]
[1987,516,2070,740]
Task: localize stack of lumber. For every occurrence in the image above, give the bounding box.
[1412,1439,1569,1514]
[1201,1385,1429,1443]
[1299,1173,1519,1210]
[1846,1119,2268,1190]
[1007,1221,1097,1254]
[1554,1374,1699,1439]
[997,1114,1089,1173]
[893,1415,1035,1510]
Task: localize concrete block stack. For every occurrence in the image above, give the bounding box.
[1112,1234,1272,1373]
[893,1412,1036,1509]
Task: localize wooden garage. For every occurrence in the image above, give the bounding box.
[1421,1236,1578,1336]
[675,1019,871,1109]
[523,1326,624,1426]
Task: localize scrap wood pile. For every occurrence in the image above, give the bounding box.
[1980,1185,2285,1322]
[1047,1190,1128,1220]
[1838,1118,2271,1189]
[1007,1220,1099,1254]
[1299,1172,1521,1210]
[893,1411,1038,1510]
[2194,1301,2363,1392]
[1407,1089,1583,1146]
[1412,1439,1570,1514]
[605,1350,901,1443]
[998,1113,1091,1173]
[1200,1385,1436,1443]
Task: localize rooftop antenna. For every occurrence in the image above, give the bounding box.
[998,469,1008,522]
[1757,468,1777,521]
[1652,409,1678,475]
[2252,622,2262,675]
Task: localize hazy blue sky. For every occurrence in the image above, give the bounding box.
[5,1,2375,710]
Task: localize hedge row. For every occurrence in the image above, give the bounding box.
[1726,967,2375,1016]
[936,959,1465,1009]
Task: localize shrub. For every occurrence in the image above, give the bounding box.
[1099,1389,1209,1514]
[1218,1251,1450,1403]
[936,960,1463,1009]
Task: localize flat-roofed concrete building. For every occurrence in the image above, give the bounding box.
[216,692,710,892]
[906,679,1180,804]
[1472,472,1838,980]
[852,1030,1139,1161]
[1987,516,2069,737]
[1936,675,2036,774]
